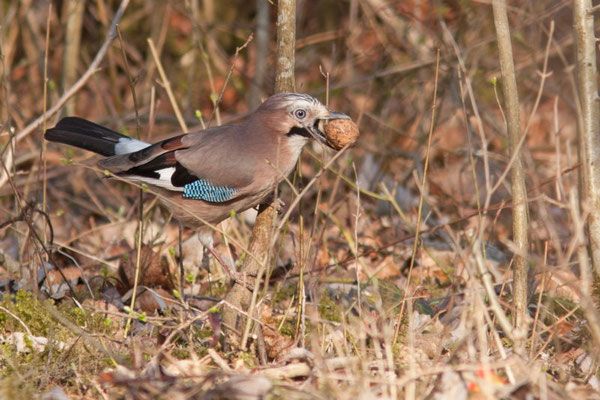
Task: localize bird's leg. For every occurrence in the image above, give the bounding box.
[264,193,285,213]
[201,247,211,271]
[206,246,254,291]
[198,231,254,290]
[272,198,285,213]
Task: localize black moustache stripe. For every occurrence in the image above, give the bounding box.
[286,126,311,138]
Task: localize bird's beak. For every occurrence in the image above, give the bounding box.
[322,111,351,121]
[307,111,351,149]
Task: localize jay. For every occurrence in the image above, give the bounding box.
[45,93,350,278]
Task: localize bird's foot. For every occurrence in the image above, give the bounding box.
[263,194,285,213]
[271,198,285,213]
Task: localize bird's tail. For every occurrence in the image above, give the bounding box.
[44,117,149,157]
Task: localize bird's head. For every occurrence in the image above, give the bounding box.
[254,93,351,150]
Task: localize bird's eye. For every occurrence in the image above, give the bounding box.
[294,109,306,119]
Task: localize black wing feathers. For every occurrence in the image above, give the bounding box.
[172,162,201,187]
[118,153,174,180]
[118,151,201,188]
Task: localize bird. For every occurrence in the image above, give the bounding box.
[44,93,351,281]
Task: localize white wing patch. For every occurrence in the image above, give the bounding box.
[157,167,176,181]
[120,167,184,192]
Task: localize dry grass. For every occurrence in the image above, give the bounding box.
[1,0,598,398]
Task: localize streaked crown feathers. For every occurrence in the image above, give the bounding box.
[258,93,324,111]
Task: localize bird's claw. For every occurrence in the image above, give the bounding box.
[272,198,285,213]
[264,194,285,213]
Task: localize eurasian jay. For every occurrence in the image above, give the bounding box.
[45,93,350,279]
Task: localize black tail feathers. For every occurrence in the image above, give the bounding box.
[44,117,130,157]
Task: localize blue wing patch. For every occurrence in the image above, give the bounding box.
[183,179,238,202]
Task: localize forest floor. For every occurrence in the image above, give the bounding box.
[1,1,598,399]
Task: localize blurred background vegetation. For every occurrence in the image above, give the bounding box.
[2,1,597,399]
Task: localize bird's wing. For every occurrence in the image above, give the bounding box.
[98,125,254,203]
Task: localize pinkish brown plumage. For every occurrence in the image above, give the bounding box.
[44,93,351,276]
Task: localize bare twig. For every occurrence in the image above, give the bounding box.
[249,0,271,109]
[402,49,440,303]
[492,0,530,353]
[574,0,600,350]
[147,38,188,132]
[206,34,254,127]
[14,0,131,143]
[574,1,600,270]
[62,0,86,116]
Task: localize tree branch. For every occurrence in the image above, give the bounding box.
[492,0,529,353]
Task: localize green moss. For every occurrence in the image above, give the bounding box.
[0,291,54,336]
[272,282,297,305]
[171,348,191,359]
[194,325,215,341]
[394,311,409,345]
[237,351,257,369]
[278,318,295,338]
[61,303,114,336]
[0,289,118,393]
[318,291,342,323]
